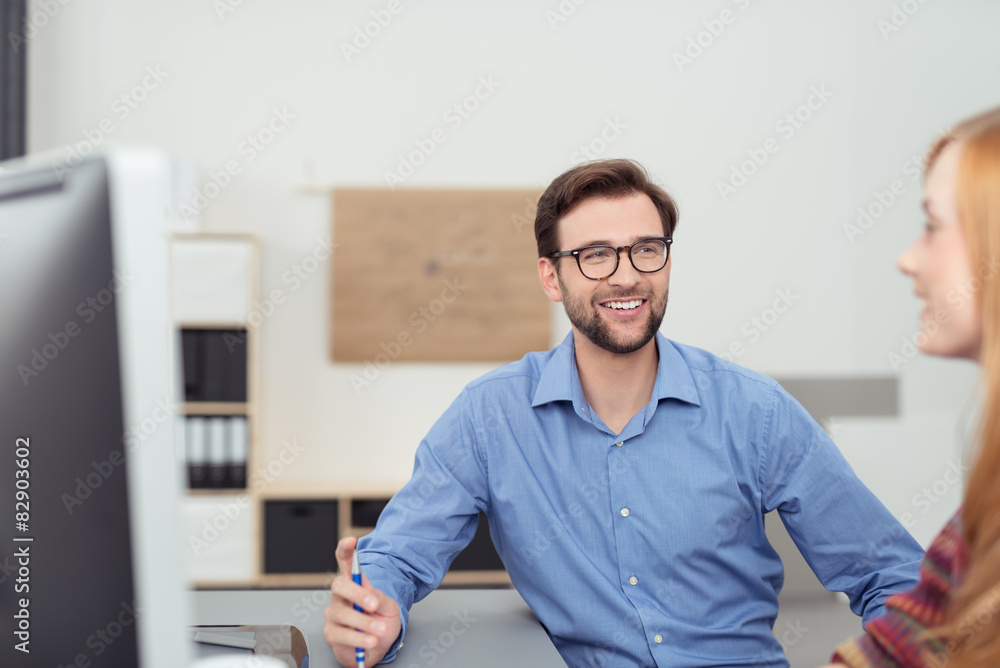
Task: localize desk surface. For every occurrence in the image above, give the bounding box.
[194,588,566,668]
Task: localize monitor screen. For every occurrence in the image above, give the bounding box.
[0,150,190,668]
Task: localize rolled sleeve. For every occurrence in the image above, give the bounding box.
[760,385,924,624]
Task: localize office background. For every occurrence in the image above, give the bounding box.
[22,0,998,559]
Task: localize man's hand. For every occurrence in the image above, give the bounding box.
[325,537,402,668]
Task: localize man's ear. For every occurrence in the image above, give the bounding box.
[538,257,564,303]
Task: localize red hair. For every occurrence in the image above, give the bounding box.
[925,106,1000,667]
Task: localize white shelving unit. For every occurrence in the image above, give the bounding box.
[170,233,260,587]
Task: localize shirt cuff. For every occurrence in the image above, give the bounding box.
[377,607,409,664]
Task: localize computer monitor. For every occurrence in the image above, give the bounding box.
[0,148,192,667]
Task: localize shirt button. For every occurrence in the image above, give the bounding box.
[654,634,662,644]
[629,576,638,585]
[620,507,630,517]
[615,441,624,447]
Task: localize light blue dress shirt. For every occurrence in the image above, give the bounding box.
[359,332,923,667]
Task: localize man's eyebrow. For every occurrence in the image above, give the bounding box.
[574,235,662,247]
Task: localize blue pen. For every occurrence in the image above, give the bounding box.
[352,550,365,668]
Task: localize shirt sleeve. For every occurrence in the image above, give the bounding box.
[758,384,924,624]
[356,388,491,663]
[831,512,960,667]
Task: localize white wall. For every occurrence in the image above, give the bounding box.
[27,0,999,544]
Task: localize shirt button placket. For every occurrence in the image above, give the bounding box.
[610,437,640,611]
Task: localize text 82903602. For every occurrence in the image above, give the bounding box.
[13,436,32,654]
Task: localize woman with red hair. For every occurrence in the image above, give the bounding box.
[824,105,1000,667]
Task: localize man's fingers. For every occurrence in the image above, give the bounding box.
[326,599,389,636]
[324,578,400,668]
[323,620,377,652]
[334,539,390,611]
[334,536,359,576]
[331,574,379,612]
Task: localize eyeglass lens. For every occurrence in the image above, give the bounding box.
[578,239,668,279]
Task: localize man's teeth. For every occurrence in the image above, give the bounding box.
[605,300,644,310]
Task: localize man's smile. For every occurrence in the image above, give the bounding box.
[596,296,650,320]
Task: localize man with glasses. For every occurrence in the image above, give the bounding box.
[325,159,923,667]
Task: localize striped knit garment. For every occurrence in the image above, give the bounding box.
[832,510,965,667]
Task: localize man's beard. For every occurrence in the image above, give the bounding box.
[557,272,668,355]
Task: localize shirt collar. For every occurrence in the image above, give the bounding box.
[531,331,701,408]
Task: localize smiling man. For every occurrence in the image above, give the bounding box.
[324,159,924,668]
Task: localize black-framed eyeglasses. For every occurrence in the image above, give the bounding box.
[548,237,672,280]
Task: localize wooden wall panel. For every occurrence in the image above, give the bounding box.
[331,189,549,363]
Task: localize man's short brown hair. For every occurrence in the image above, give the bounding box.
[534,159,679,258]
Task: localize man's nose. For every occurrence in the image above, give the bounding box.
[607,247,641,285]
